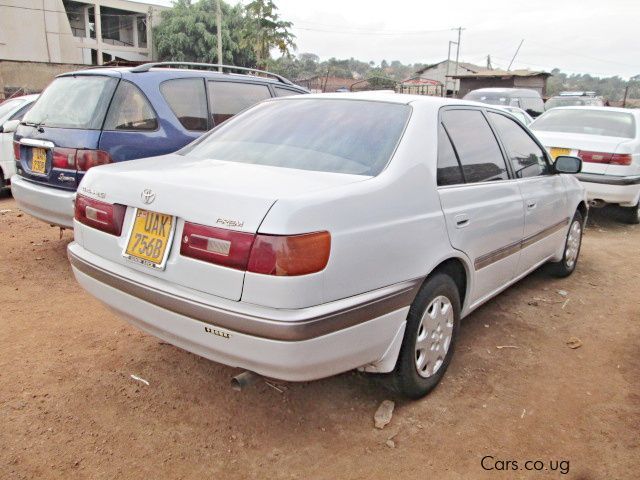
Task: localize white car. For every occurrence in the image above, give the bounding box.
[68,93,587,398]
[0,94,38,188]
[531,106,640,223]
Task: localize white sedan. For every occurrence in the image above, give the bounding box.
[68,93,587,398]
[531,106,640,223]
[0,94,38,188]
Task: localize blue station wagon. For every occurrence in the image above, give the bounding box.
[11,62,307,228]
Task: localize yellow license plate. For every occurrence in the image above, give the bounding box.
[550,147,571,160]
[124,209,175,269]
[31,148,47,174]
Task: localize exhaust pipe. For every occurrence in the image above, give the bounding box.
[589,199,605,208]
[231,371,259,391]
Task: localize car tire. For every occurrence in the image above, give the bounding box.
[620,202,640,225]
[388,273,461,399]
[548,210,583,278]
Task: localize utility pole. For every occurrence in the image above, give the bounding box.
[623,84,629,108]
[508,39,524,71]
[216,0,223,71]
[451,27,464,97]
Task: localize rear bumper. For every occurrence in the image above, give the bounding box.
[576,173,640,206]
[11,175,75,228]
[68,242,416,381]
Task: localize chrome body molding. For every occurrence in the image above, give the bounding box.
[475,217,570,271]
[19,138,55,149]
[68,248,422,342]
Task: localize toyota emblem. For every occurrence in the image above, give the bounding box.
[141,188,156,205]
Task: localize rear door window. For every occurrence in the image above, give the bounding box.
[441,109,509,183]
[22,76,117,129]
[488,112,550,178]
[207,81,271,125]
[160,78,208,131]
[104,81,158,131]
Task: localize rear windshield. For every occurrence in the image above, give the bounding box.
[545,97,602,110]
[183,99,411,176]
[531,109,636,138]
[23,75,118,129]
[464,92,510,106]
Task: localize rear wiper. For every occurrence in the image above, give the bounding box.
[21,120,46,131]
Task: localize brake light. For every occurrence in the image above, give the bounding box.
[75,194,125,236]
[180,222,255,270]
[13,141,20,161]
[76,149,112,172]
[578,150,613,164]
[247,231,331,276]
[610,153,633,166]
[52,147,76,169]
[180,223,331,276]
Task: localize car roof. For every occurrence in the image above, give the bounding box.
[543,106,639,115]
[56,66,303,89]
[276,91,496,110]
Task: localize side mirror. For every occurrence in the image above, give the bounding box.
[1,119,20,134]
[554,155,582,174]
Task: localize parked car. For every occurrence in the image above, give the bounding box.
[531,106,640,223]
[545,92,604,111]
[68,93,587,398]
[463,88,545,117]
[0,94,38,188]
[498,106,534,126]
[11,62,307,228]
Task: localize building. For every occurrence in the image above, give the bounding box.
[0,0,167,99]
[0,0,167,66]
[453,69,552,98]
[414,60,483,96]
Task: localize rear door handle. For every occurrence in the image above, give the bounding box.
[454,213,470,228]
[526,200,537,209]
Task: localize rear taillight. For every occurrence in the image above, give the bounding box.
[76,149,112,172]
[247,232,331,276]
[180,223,331,276]
[180,223,255,270]
[578,150,613,164]
[13,141,20,161]
[50,148,112,171]
[75,194,125,236]
[610,153,633,166]
[52,148,77,169]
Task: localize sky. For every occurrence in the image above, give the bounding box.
[140,0,640,79]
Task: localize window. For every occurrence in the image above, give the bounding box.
[184,99,411,176]
[104,81,157,131]
[274,87,303,97]
[23,76,118,130]
[437,124,464,186]
[488,112,550,178]
[441,109,508,183]
[160,78,208,131]
[207,81,271,125]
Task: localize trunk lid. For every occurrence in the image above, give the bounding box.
[533,131,629,174]
[78,154,368,300]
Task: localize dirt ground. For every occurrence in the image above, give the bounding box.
[0,194,638,480]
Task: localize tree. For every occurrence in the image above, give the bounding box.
[241,0,296,69]
[153,0,253,66]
